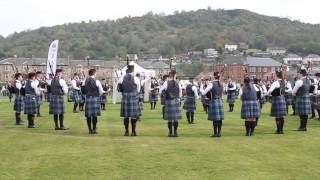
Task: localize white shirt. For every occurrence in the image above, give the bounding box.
[200,82,215,95]
[30,80,41,96]
[15,80,22,90]
[71,79,81,90]
[117,73,141,93]
[160,80,182,98]
[292,77,308,96]
[285,82,293,93]
[227,82,237,91]
[267,79,281,96]
[58,78,69,95]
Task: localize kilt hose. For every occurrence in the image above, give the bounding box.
[183,96,196,112]
[120,92,141,119]
[24,95,37,115]
[295,95,312,115]
[73,90,82,103]
[241,100,260,119]
[284,93,293,105]
[270,96,287,117]
[208,98,224,121]
[227,92,236,104]
[85,96,101,117]
[14,95,24,112]
[49,95,65,115]
[164,98,182,121]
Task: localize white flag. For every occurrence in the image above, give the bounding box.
[46,40,59,78]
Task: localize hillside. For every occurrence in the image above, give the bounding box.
[0,8,320,59]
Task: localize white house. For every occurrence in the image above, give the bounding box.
[266,47,286,56]
[203,48,218,58]
[283,54,302,65]
[303,54,320,65]
[225,44,238,51]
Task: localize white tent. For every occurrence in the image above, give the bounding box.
[112,61,156,104]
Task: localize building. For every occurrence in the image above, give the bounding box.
[225,44,238,51]
[266,47,286,56]
[203,49,218,58]
[0,57,170,84]
[238,43,249,50]
[283,54,303,65]
[302,54,320,65]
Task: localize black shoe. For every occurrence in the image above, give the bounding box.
[16,122,23,125]
[92,130,98,134]
[210,134,217,137]
[297,128,307,131]
[245,133,250,136]
[274,130,280,134]
[73,110,79,113]
[124,132,129,136]
[279,131,284,134]
[28,125,38,128]
[89,130,93,134]
[60,127,69,130]
[55,127,61,130]
[131,132,137,136]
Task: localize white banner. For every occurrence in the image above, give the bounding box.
[46,40,59,77]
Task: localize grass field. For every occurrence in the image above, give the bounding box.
[0,96,320,180]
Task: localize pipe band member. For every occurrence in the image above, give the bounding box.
[100,78,109,111]
[240,77,260,136]
[49,69,69,130]
[292,69,311,131]
[71,73,82,113]
[200,72,224,138]
[118,64,141,136]
[24,72,41,128]
[35,71,45,117]
[284,79,293,114]
[13,73,25,125]
[309,78,317,119]
[183,77,199,124]
[160,75,169,120]
[227,78,236,112]
[267,71,287,134]
[149,78,159,110]
[314,73,320,120]
[253,78,263,126]
[84,69,105,134]
[161,70,182,137]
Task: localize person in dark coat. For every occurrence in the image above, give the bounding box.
[160,75,169,119]
[84,69,105,134]
[267,71,287,134]
[49,69,69,130]
[284,79,293,114]
[183,77,199,124]
[149,78,159,110]
[292,69,311,131]
[227,78,237,112]
[100,78,109,111]
[13,73,25,125]
[160,70,182,137]
[71,73,82,113]
[79,78,86,111]
[200,72,224,137]
[118,64,141,136]
[24,72,41,128]
[240,77,260,136]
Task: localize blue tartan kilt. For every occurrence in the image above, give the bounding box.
[241,100,260,119]
[100,94,107,103]
[149,92,158,102]
[183,96,196,111]
[227,92,236,104]
[49,95,65,114]
[120,92,141,118]
[270,96,287,117]
[208,98,224,121]
[85,96,101,117]
[47,93,52,102]
[295,95,311,115]
[73,90,82,103]
[164,98,182,120]
[80,94,86,103]
[284,94,293,105]
[14,95,24,112]
[24,95,37,115]
[36,96,42,106]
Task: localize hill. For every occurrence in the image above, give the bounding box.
[0,8,320,59]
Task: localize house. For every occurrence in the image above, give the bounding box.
[225,44,238,51]
[187,51,203,59]
[302,54,320,65]
[283,54,302,65]
[266,47,286,56]
[203,49,218,58]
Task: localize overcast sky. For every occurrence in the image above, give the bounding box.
[0,0,319,37]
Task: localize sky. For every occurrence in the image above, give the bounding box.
[0,0,319,37]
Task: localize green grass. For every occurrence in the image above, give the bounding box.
[0,97,320,180]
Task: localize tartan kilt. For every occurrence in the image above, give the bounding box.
[100,94,107,104]
[85,96,101,117]
[164,98,182,120]
[120,92,141,118]
[284,93,293,105]
[227,92,236,104]
[241,100,260,119]
[295,95,311,115]
[270,96,287,117]
[310,95,316,108]
[36,96,42,106]
[73,90,82,103]
[14,95,24,112]
[47,93,52,102]
[49,95,65,114]
[80,94,86,103]
[24,95,37,115]
[149,92,158,102]
[183,96,196,111]
[208,98,224,121]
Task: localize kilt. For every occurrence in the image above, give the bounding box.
[24,95,37,115]
[85,96,101,117]
[314,95,320,109]
[295,95,311,115]
[183,96,196,111]
[208,98,224,121]
[149,91,158,102]
[49,95,65,114]
[284,93,293,105]
[100,94,107,104]
[241,100,260,119]
[36,96,42,106]
[164,98,182,120]
[14,95,24,112]
[80,94,86,103]
[120,92,141,118]
[47,93,52,102]
[73,90,82,103]
[227,92,236,104]
[270,96,287,117]
[310,95,316,108]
